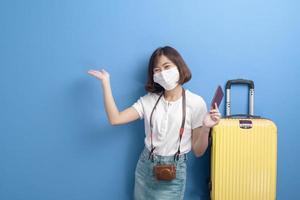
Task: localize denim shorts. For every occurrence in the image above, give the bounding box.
[134,146,188,200]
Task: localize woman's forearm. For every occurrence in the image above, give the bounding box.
[101,79,120,125]
[193,125,210,157]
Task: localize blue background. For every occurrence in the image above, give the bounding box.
[0,0,299,199]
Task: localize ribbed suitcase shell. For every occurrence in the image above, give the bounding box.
[210,117,277,200]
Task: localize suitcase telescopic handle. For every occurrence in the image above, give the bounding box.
[225,79,255,116]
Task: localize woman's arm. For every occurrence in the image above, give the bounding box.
[191,126,210,157]
[88,69,140,125]
[191,103,221,157]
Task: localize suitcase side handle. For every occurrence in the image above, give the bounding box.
[225,79,255,116]
[224,114,261,119]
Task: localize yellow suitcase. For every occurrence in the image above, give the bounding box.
[210,79,277,200]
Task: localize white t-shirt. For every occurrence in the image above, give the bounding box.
[131,88,207,156]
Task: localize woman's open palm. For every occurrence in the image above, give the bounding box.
[87,69,110,81]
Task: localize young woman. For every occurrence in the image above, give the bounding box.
[87,46,221,200]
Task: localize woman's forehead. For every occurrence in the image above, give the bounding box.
[154,55,175,67]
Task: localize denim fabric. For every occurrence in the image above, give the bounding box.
[134,146,187,200]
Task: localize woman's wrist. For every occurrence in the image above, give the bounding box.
[101,78,110,86]
[202,124,211,132]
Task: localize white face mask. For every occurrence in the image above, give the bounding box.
[153,67,180,91]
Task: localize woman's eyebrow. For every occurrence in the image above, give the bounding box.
[162,62,171,66]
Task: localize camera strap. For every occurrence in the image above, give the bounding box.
[148,88,186,161]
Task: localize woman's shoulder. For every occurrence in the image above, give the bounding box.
[186,89,206,105]
[138,91,162,102]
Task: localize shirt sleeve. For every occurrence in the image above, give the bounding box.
[191,97,208,129]
[131,94,149,120]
